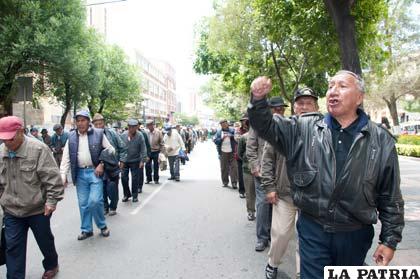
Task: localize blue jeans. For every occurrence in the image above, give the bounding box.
[254,177,272,243]
[103,177,119,211]
[297,213,374,279]
[168,155,180,178]
[4,213,58,279]
[121,162,140,198]
[75,168,107,233]
[146,151,160,182]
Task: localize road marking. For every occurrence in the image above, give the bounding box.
[130,180,170,215]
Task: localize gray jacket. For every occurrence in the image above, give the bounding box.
[246,127,266,174]
[0,137,64,217]
[261,142,291,201]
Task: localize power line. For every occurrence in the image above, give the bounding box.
[85,0,127,6]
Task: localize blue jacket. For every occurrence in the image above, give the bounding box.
[68,128,103,183]
[50,131,69,152]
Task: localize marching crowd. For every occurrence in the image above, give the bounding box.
[0,70,405,279]
[0,112,202,279]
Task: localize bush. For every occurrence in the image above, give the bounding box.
[396,144,420,157]
[397,135,420,145]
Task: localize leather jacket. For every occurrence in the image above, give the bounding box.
[248,98,404,250]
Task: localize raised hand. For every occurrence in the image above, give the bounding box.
[250,76,272,100]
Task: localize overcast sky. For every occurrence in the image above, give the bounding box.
[89,0,214,99]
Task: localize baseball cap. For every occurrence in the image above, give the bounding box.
[53,124,62,131]
[294,87,318,102]
[127,119,139,126]
[219,119,228,124]
[145,119,154,125]
[74,110,91,120]
[0,116,24,140]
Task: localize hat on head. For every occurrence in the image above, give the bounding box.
[53,124,63,131]
[145,119,154,125]
[92,113,104,122]
[219,119,228,124]
[240,112,248,121]
[74,110,91,120]
[41,128,48,134]
[127,119,139,126]
[268,96,288,107]
[294,87,318,102]
[30,127,38,133]
[0,116,23,140]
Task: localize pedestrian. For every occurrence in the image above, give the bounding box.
[248,73,404,278]
[237,127,256,222]
[60,110,114,240]
[235,113,249,199]
[41,128,52,147]
[145,119,164,184]
[92,113,127,216]
[50,124,68,167]
[163,126,185,181]
[262,88,319,279]
[213,119,238,188]
[138,122,151,193]
[247,96,288,252]
[175,124,187,165]
[0,116,64,279]
[120,119,147,202]
[30,127,43,142]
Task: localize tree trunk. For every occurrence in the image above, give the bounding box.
[60,81,72,128]
[323,0,362,75]
[0,61,22,116]
[269,43,288,101]
[383,94,399,126]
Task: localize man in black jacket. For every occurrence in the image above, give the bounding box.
[248,71,404,279]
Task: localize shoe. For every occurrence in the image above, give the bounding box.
[255,241,268,252]
[222,184,228,187]
[108,210,117,216]
[154,180,160,184]
[168,177,175,180]
[232,183,238,189]
[100,226,110,237]
[42,266,59,279]
[104,208,109,215]
[247,212,256,221]
[265,264,278,279]
[175,177,180,182]
[132,198,139,202]
[145,180,152,184]
[122,196,130,202]
[239,193,246,199]
[77,231,93,241]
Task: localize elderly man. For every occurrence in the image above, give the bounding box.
[120,119,147,202]
[163,126,185,181]
[0,116,64,279]
[51,124,68,167]
[248,72,404,278]
[262,88,318,279]
[60,110,114,240]
[213,119,238,188]
[92,113,127,216]
[145,119,164,184]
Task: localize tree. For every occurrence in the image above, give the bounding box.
[173,112,200,126]
[0,0,87,117]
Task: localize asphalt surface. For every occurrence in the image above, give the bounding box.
[1,141,419,278]
[0,140,296,279]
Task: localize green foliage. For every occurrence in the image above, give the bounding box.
[396,144,420,157]
[173,112,200,126]
[397,135,420,145]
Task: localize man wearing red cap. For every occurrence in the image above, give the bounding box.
[0,116,64,279]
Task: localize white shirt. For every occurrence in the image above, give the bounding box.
[221,131,232,153]
[60,130,114,182]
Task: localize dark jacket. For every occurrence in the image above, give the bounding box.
[121,131,147,163]
[104,128,127,162]
[248,98,404,250]
[99,148,120,180]
[237,132,250,174]
[213,127,236,155]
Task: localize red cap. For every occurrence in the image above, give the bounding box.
[0,116,23,140]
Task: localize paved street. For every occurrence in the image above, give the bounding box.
[1,141,419,278]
